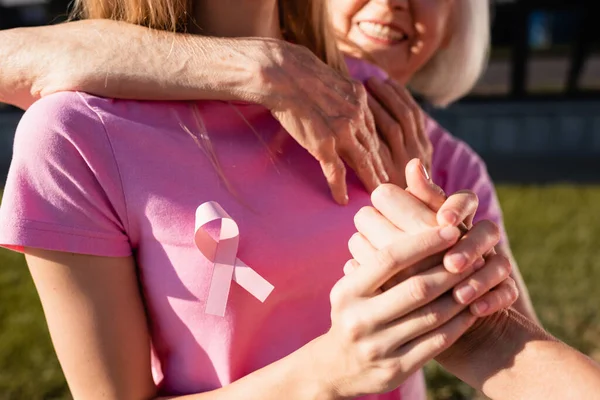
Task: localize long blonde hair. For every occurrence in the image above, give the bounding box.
[71,0,347,73]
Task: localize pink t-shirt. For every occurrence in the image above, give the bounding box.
[0,58,503,399]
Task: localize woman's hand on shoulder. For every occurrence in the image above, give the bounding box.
[257,41,391,205]
[365,77,433,188]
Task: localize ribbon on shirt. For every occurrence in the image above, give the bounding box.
[195,201,274,316]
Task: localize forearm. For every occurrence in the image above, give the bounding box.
[497,243,540,325]
[440,309,600,400]
[0,20,283,110]
[509,265,540,325]
[158,337,336,400]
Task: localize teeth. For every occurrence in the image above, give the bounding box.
[358,21,406,41]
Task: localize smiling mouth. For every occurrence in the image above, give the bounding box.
[357,21,407,44]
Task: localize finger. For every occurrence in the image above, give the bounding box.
[453,253,512,306]
[437,190,479,228]
[393,310,477,374]
[378,293,466,351]
[404,158,447,212]
[354,206,403,249]
[444,220,501,273]
[371,183,437,233]
[470,278,519,317]
[343,226,461,296]
[363,104,390,185]
[366,78,416,157]
[348,232,378,266]
[385,80,423,158]
[366,92,406,161]
[369,261,474,323]
[353,81,390,185]
[343,259,360,276]
[340,141,382,194]
[387,81,429,155]
[313,134,349,205]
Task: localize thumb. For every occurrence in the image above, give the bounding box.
[405,158,447,212]
[406,159,470,232]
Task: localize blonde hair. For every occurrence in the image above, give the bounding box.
[71,0,347,74]
[409,0,490,107]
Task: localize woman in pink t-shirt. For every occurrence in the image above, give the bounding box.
[0,0,518,399]
[0,0,538,323]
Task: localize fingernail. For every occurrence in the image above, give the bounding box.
[441,210,457,226]
[473,257,486,270]
[447,253,467,270]
[415,22,426,34]
[439,226,459,241]
[455,285,476,304]
[419,162,430,181]
[473,300,489,315]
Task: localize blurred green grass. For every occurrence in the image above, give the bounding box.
[1,185,600,399]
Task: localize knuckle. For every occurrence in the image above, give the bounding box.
[414,232,437,255]
[352,80,367,99]
[357,152,375,172]
[400,107,413,121]
[375,246,396,273]
[314,136,337,160]
[408,276,431,303]
[329,282,347,310]
[480,219,501,241]
[340,310,367,342]
[377,363,400,389]
[348,232,362,251]
[371,183,397,205]
[354,206,377,228]
[494,254,512,276]
[422,304,443,327]
[359,341,385,363]
[432,331,451,352]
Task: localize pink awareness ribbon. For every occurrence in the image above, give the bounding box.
[195,201,274,316]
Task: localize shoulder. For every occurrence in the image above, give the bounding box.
[16,92,109,150]
[12,92,123,193]
[426,116,489,191]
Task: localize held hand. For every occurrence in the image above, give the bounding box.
[350,184,516,317]
[261,42,392,205]
[403,159,519,315]
[365,77,433,188]
[316,226,478,398]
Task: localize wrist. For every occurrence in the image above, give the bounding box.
[229,37,292,108]
[297,335,346,400]
[437,309,552,390]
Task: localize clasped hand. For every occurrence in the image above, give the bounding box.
[316,159,518,399]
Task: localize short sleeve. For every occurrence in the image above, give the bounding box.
[0,92,131,257]
[428,118,508,244]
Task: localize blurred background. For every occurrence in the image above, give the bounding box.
[0,0,599,399]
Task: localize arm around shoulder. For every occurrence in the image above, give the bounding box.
[0,19,288,110]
